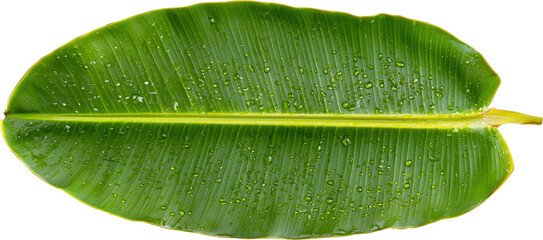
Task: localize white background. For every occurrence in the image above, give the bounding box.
[1,0,541,239]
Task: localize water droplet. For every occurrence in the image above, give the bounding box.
[282,100,290,109]
[131,94,143,103]
[341,102,355,111]
[404,183,410,189]
[223,80,231,86]
[326,180,334,185]
[357,187,363,192]
[263,67,270,73]
[331,50,337,55]
[209,18,215,23]
[299,67,304,75]
[179,210,185,216]
[405,160,412,167]
[342,137,351,147]
[304,196,312,201]
[364,82,373,89]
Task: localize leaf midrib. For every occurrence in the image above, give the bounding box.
[5,109,541,128]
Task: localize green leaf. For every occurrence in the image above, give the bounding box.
[2,2,541,238]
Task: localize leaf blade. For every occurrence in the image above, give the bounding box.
[7,3,499,115]
[3,117,512,238]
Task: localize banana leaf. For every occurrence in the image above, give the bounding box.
[2,2,541,238]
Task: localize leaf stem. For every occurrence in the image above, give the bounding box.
[4,108,541,129]
[483,108,542,127]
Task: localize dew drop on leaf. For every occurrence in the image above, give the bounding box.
[342,137,351,146]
